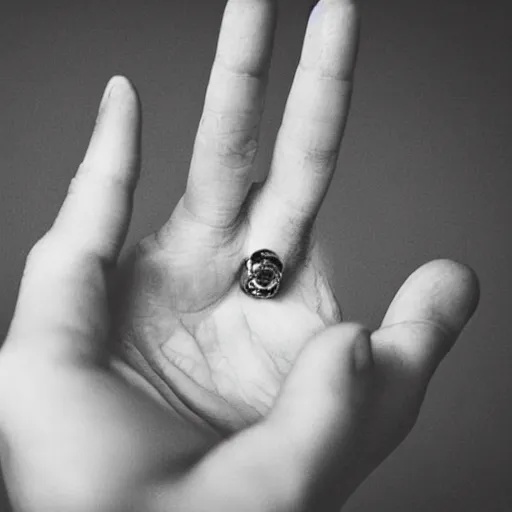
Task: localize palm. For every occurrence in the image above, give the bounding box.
[112,190,341,433]
[104,1,359,434]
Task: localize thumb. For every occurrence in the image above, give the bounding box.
[182,324,375,512]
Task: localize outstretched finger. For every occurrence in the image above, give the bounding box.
[51,75,142,264]
[372,259,480,384]
[176,0,277,232]
[6,77,141,351]
[249,0,360,263]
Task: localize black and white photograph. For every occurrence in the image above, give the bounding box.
[0,1,510,511]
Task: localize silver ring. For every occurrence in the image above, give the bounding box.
[240,249,284,299]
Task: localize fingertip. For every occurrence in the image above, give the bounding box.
[351,325,373,373]
[416,258,481,332]
[333,321,369,338]
[308,322,374,375]
[98,75,140,113]
[382,258,481,335]
[434,258,480,308]
[105,75,136,95]
[376,258,481,383]
[271,322,373,420]
[301,0,360,80]
[307,323,370,369]
[317,0,361,27]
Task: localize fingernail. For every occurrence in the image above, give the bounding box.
[353,329,373,372]
[99,76,122,111]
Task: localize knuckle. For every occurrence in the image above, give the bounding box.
[298,59,355,83]
[71,161,136,194]
[213,54,266,81]
[196,110,259,170]
[298,146,339,172]
[278,132,339,173]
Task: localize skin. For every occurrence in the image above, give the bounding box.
[0,1,479,511]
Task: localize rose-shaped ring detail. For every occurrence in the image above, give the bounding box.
[240,249,284,299]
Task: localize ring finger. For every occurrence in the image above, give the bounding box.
[248,0,360,263]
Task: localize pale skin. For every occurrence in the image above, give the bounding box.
[0,1,480,511]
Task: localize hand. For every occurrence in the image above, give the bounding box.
[0,1,480,511]
[109,0,358,433]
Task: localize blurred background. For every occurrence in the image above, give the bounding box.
[0,0,511,510]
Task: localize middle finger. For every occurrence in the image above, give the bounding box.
[180,0,278,230]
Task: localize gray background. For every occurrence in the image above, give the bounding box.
[1,0,511,510]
